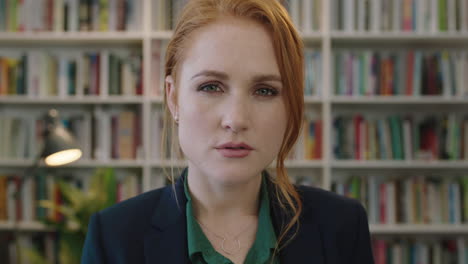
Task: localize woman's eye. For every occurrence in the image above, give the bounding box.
[199,83,222,93]
[255,87,278,97]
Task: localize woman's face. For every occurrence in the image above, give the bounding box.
[166,17,287,185]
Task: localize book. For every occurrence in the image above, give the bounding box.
[0,0,141,32]
[117,111,135,159]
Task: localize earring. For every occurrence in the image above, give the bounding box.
[174,114,179,124]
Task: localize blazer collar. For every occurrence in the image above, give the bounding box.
[144,168,190,264]
[144,169,325,264]
[267,177,326,264]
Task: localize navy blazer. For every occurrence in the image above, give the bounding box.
[81,171,375,264]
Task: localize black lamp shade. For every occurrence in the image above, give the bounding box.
[42,111,82,166]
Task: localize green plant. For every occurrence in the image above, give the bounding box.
[21,167,117,264]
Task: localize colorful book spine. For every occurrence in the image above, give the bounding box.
[0,0,141,32]
[334,50,468,97]
[333,175,468,225]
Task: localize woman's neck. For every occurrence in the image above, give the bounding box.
[186,167,262,221]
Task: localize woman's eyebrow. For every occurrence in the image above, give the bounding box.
[191,70,229,80]
[251,74,282,83]
[191,70,282,83]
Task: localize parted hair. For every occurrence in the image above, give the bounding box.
[161,0,305,254]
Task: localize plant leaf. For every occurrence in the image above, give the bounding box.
[57,181,87,210]
[20,247,51,264]
[38,200,76,220]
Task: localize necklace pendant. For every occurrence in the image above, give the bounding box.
[221,237,241,255]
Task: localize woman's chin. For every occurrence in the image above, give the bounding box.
[208,169,262,186]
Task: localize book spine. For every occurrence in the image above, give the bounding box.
[303,0,313,33]
[99,0,108,31]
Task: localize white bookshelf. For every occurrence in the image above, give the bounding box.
[8,222,468,235]
[0,221,53,232]
[0,31,145,40]
[370,224,468,235]
[331,96,468,105]
[331,32,468,41]
[0,0,467,242]
[0,159,145,169]
[0,96,144,104]
[332,160,468,169]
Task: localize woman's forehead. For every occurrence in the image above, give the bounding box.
[178,17,280,82]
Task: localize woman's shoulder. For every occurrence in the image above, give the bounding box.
[296,185,361,207]
[289,186,374,263]
[96,185,170,226]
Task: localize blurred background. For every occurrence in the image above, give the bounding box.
[0,0,467,263]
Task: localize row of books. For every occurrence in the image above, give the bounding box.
[333,114,468,161]
[333,175,468,224]
[372,238,467,264]
[0,233,57,264]
[289,117,322,160]
[151,41,166,97]
[150,110,171,160]
[0,111,92,160]
[334,50,468,97]
[152,0,187,30]
[86,107,143,160]
[333,0,468,33]
[0,0,142,32]
[304,49,322,96]
[283,0,322,33]
[0,171,140,222]
[0,50,143,97]
[0,108,142,160]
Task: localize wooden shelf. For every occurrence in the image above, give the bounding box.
[0,221,53,232]
[332,160,468,169]
[370,224,468,235]
[0,159,145,168]
[0,32,144,44]
[151,160,187,168]
[149,31,324,42]
[150,31,173,40]
[300,32,323,44]
[304,96,322,104]
[283,160,323,169]
[331,96,468,105]
[331,32,468,45]
[0,96,143,104]
[149,95,322,104]
[3,222,468,235]
[149,160,323,169]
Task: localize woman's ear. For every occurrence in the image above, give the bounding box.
[165,75,178,121]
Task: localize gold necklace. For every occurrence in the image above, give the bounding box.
[194,217,255,255]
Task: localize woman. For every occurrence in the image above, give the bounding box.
[81,0,374,263]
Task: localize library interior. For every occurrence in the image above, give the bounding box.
[0,0,468,263]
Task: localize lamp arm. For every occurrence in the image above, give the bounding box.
[13,153,43,200]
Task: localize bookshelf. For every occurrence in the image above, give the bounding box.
[1,0,468,262]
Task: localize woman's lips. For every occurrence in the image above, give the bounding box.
[215,142,253,158]
[217,148,252,158]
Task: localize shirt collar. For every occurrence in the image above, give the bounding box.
[184,170,277,262]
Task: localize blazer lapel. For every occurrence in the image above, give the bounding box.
[143,170,326,264]
[268,179,326,264]
[278,217,326,264]
[144,171,190,264]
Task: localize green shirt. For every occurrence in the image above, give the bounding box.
[184,171,279,264]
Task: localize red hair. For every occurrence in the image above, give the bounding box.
[162,0,305,253]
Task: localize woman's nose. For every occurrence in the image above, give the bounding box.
[221,97,250,134]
